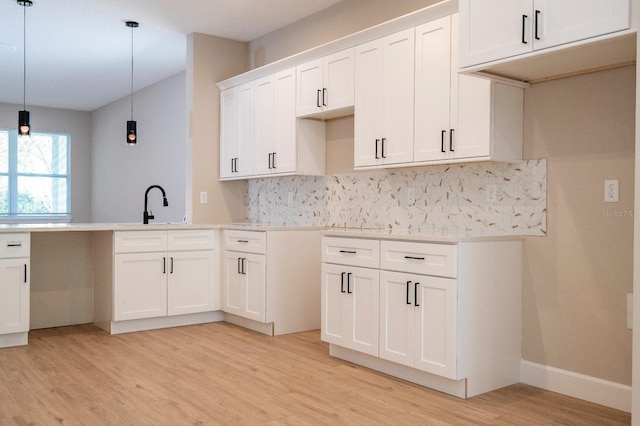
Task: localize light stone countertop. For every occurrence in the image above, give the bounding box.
[0,223,218,233]
[322,227,526,243]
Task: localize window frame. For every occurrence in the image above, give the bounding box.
[0,128,72,223]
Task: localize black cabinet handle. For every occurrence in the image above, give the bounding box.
[341,272,346,293]
[339,250,356,254]
[322,88,327,106]
[414,282,420,307]
[24,264,27,283]
[375,139,380,159]
[441,130,446,153]
[404,255,425,260]
[170,257,174,274]
[522,15,528,44]
[317,89,321,108]
[347,273,352,294]
[237,257,241,274]
[449,129,454,152]
[163,257,166,274]
[272,152,276,169]
[242,258,246,275]
[7,242,22,247]
[268,153,273,169]
[406,281,411,305]
[535,10,541,40]
[237,240,249,243]
[381,138,386,158]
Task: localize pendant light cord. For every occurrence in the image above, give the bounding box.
[22,2,27,111]
[130,24,134,120]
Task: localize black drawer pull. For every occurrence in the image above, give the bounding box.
[237,240,249,243]
[404,255,425,260]
[7,242,22,247]
[339,250,356,254]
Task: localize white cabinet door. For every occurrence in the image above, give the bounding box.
[414,16,453,162]
[323,49,354,113]
[459,0,532,67]
[219,83,254,179]
[254,68,296,176]
[533,0,630,50]
[223,251,266,322]
[167,250,218,316]
[379,270,415,368]
[355,28,414,168]
[321,263,379,356]
[414,276,457,379]
[0,259,29,334]
[223,252,245,317]
[296,58,324,117]
[114,253,167,321]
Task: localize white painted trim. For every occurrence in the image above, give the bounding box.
[222,312,274,336]
[521,360,631,413]
[107,311,223,335]
[0,332,28,348]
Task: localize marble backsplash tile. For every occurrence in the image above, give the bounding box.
[246,159,546,236]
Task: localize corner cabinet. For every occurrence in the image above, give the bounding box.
[354,28,415,168]
[414,15,523,164]
[459,0,631,68]
[0,233,30,348]
[322,235,523,399]
[222,228,322,335]
[95,229,221,334]
[219,68,326,181]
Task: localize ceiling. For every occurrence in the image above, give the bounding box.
[0,0,342,112]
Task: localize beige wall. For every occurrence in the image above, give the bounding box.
[523,66,635,385]
[249,0,439,68]
[187,33,248,224]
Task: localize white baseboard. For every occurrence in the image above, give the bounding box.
[521,360,631,413]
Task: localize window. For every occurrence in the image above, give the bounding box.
[0,129,70,220]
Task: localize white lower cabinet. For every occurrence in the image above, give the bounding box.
[222,228,322,335]
[0,234,30,336]
[321,263,379,357]
[379,270,456,379]
[322,235,522,398]
[0,233,30,348]
[112,229,219,324]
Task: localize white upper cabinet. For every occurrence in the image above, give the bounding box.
[296,48,354,119]
[415,15,524,164]
[220,83,254,179]
[354,28,415,168]
[460,0,631,68]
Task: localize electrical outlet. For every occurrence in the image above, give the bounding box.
[199,191,207,204]
[407,187,415,206]
[604,180,619,203]
[628,293,633,330]
[486,184,497,203]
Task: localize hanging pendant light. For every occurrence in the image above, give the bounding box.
[126,20,139,145]
[17,0,33,138]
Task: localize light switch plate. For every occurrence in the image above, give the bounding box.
[200,191,208,204]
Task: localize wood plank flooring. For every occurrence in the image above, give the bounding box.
[0,322,631,425]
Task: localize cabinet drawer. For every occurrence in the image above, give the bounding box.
[0,233,30,258]
[380,241,457,278]
[168,229,217,251]
[114,231,168,253]
[322,237,379,268]
[224,229,266,254]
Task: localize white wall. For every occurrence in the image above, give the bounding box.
[91,71,187,224]
[0,103,92,222]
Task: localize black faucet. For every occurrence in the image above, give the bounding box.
[143,185,169,224]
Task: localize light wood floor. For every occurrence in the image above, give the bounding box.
[0,322,631,425]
